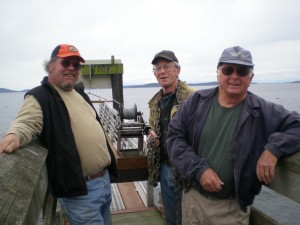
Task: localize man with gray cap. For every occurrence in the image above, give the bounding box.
[167,46,300,224]
[147,50,195,225]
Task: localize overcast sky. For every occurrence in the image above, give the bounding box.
[1,0,300,90]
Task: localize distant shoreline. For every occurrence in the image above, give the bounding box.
[1,81,299,93]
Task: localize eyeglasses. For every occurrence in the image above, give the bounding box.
[219,66,251,77]
[153,64,174,73]
[61,60,81,71]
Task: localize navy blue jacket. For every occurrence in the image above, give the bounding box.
[167,87,300,211]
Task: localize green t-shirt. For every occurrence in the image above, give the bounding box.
[193,94,243,198]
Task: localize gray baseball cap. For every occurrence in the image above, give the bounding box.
[151,50,179,65]
[218,46,254,67]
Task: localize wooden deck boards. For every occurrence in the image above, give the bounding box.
[112,210,166,225]
[116,183,145,209]
[111,182,166,225]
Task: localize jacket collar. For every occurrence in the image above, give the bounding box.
[196,87,260,118]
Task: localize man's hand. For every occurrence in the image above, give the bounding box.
[147,129,160,148]
[0,134,20,154]
[199,168,224,192]
[256,149,278,184]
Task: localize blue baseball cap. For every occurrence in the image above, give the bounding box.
[218,46,254,67]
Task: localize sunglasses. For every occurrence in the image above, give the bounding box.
[61,60,81,71]
[219,66,251,77]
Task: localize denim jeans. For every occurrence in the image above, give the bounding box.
[58,170,112,225]
[160,162,182,225]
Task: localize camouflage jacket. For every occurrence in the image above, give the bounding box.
[148,80,195,134]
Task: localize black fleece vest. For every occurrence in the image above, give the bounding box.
[26,77,117,197]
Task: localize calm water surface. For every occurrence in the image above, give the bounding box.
[1,83,300,136]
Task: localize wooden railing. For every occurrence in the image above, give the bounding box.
[0,139,57,225]
[250,151,300,225]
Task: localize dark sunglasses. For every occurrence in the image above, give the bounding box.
[61,60,81,71]
[219,66,251,77]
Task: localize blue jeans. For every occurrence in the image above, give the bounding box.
[160,162,182,225]
[58,171,112,225]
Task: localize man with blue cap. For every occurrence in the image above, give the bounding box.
[167,46,300,225]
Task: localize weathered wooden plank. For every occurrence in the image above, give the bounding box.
[111,73,124,111]
[81,63,123,76]
[250,151,300,225]
[116,183,145,210]
[115,154,148,170]
[0,139,48,225]
[111,169,148,183]
[42,189,57,225]
[251,186,300,225]
[267,165,300,204]
[276,150,300,173]
[112,210,166,225]
[265,151,300,203]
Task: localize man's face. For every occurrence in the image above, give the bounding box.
[153,60,180,93]
[48,56,81,91]
[217,63,254,98]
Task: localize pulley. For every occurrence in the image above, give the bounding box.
[119,104,143,122]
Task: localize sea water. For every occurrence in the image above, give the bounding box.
[1,83,300,136]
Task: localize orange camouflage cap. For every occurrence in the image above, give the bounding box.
[50,44,85,62]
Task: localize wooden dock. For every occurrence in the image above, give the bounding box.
[111,182,166,225]
[112,210,165,225]
[1,138,300,225]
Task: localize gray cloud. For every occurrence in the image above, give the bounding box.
[0,0,299,90]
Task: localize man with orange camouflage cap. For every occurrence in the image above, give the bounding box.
[0,44,117,225]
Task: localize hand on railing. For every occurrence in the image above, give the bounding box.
[0,133,20,154]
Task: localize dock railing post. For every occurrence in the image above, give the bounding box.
[146,182,154,207]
